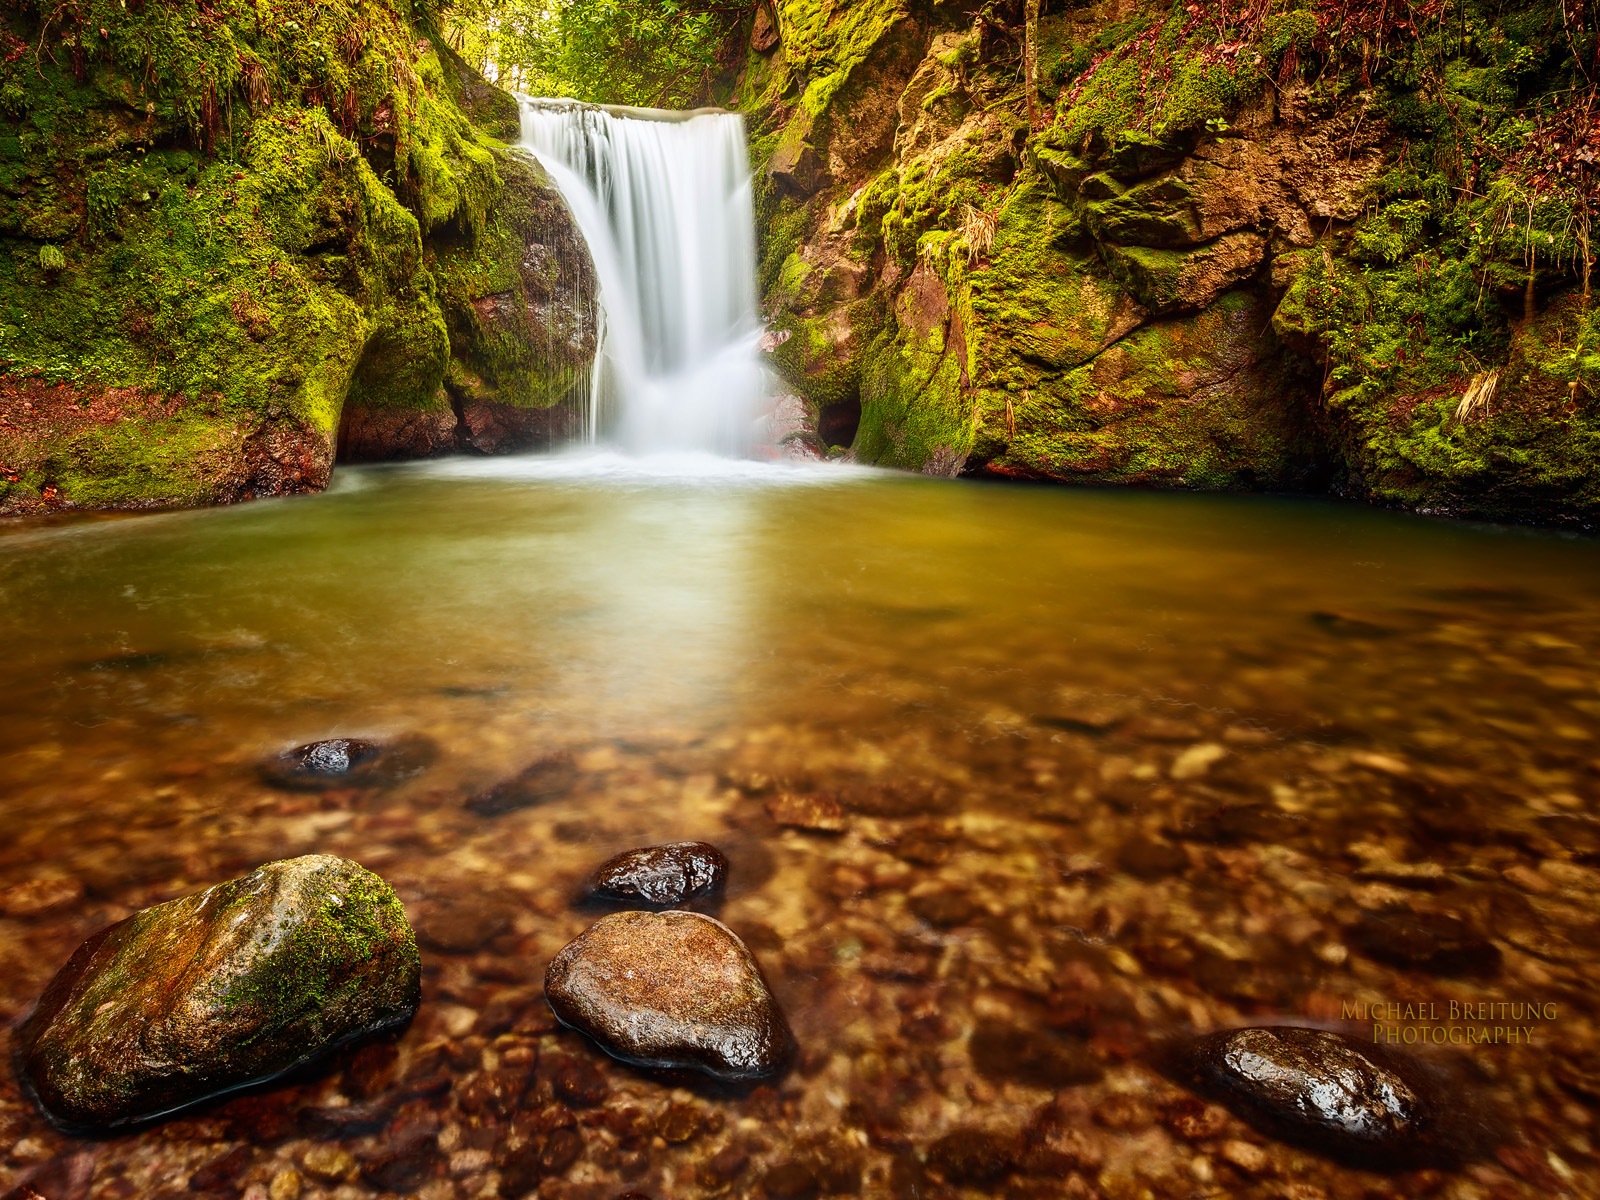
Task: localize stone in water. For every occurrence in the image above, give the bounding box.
[1178,1026,1444,1166]
[586,841,728,907]
[545,910,791,1081]
[20,855,420,1130]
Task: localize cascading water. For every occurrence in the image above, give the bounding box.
[520,98,768,456]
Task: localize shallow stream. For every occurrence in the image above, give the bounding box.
[2,456,1598,1199]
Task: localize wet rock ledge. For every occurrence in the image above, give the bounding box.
[19,855,420,1131]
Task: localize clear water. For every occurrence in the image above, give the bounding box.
[1,458,1597,1198]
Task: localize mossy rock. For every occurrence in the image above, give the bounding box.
[20,855,419,1131]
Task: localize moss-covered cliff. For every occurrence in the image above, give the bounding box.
[0,0,594,516]
[746,0,1600,524]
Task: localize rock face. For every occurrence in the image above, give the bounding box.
[0,4,595,517]
[747,0,1600,523]
[20,855,420,1130]
[1178,1026,1442,1167]
[544,911,791,1081]
[585,842,729,907]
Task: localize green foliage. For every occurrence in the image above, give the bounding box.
[445,0,746,108]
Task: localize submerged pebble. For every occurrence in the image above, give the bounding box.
[1347,910,1503,977]
[466,750,579,815]
[20,855,420,1130]
[1178,1026,1441,1166]
[585,840,728,907]
[544,910,792,1081]
[259,735,436,791]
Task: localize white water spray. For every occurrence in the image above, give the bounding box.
[520,98,768,455]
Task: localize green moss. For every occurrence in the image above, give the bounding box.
[0,0,574,513]
[219,859,417,1026]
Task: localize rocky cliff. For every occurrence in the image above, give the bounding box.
[0,0,595,517]
[745,0,1600,524]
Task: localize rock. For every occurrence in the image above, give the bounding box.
[1116,836,1189,879]
[544,911,792,1081]
[969,1018,1103,1088]
[1178,1026,1443,1166]
[190,1146,254,1192]
[20,855,420,1130]
[584,841,728,908]
[751,2,780,52]
[466,750,579,816]
[1346,911,1502,978]
[765,790,846,832]
[926,1129,1019,1185]
[1171,804,1302,846]
[259,735,436,792]
[415,891,518,954]
[908,887,979,928]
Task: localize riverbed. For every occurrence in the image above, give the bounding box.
[1,454,1596,1199]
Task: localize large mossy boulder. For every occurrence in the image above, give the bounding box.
[745,0,1600,523]
[20,855,419,1131]
[0,1,594,516]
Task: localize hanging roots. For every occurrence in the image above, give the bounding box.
[961,204,998,263]
[1456,368,1501,424]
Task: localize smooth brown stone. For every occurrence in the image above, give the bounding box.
[544,910,791,1081]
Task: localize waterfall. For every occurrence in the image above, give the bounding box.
[520,98,768,456]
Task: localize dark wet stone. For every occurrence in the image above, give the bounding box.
[544,910,792,1082]
[259,735,436,792]
[1347,911,1502,978]
[188,1145,252,1192]
[927,1128,1018,1185]
[585,841,728,907]
[1179,1026,1443,1167]
[908,888,979,928]
[20,855,420,1130]
[466,751,579,816]
[1115,836,1188,878]
[969,1018,1103,1088]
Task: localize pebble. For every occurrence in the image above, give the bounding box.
[465,751,579,815]
[1346,910,1502,977]
[259,736,436,791]
[765,790,847,832]
[969,1018,1103,1088]
[544,910,792,1081]
[300,1145,356,1182]
[20,855,420,1129]
[1179,1026,1441,1166]
[584,841,728,907]
[927,1128,1018,1185]
[1116,836,1189,879]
